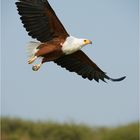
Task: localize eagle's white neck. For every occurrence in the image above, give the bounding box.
[62,36,85,55]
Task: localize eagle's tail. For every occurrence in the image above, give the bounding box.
[26,41,42,58]
[26,41,42,64]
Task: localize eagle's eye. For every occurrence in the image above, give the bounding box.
[84,40,87,43]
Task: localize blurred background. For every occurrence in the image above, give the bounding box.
[1,0,139,140]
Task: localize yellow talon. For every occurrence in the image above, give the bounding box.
[28,56,37,64]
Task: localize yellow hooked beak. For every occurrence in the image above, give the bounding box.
[83,39,92,45]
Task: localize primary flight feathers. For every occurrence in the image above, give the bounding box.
[16,0,126,82]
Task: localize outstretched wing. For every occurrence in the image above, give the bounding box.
[16,0,69,42]
[54,51,126,82]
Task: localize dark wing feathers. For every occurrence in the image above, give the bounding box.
[16,0,69,42]
[54,51,126,82]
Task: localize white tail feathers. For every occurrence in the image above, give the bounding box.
[26,41,42,58]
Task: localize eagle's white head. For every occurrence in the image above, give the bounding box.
[62,36,92,55]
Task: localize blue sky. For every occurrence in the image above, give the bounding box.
[1,0,139,126]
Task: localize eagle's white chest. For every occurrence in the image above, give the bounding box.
[62,36,83,55]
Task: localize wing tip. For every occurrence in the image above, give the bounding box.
[109,76,126,82]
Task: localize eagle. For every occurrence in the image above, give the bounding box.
[16,0,126,83]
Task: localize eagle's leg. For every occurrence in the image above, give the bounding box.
[28,56,37,64]
[32,57,44,71]
[32,53,59,71]
[32,56,50,71]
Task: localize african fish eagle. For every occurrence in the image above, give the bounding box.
[15,0,126,82]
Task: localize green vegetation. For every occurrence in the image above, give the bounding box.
[1,117,139,140]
